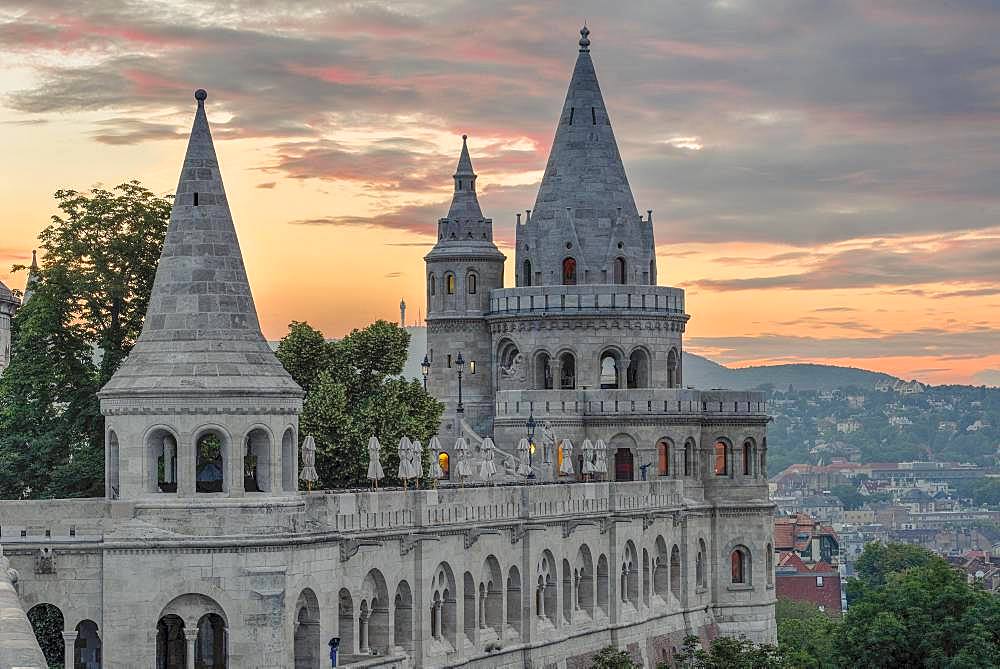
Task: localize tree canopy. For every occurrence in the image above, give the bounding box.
[0,182,170,498]
[276,320,442,489]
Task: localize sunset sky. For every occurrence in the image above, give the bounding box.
[1,1,998,386]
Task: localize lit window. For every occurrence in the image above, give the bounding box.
[657,440,670,476]
[446,274,456,294]
[731,549,746,584]
[714,441,728,476]
[469,361,477,375]
[562,257,577,285]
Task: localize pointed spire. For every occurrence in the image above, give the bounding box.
[21,250,40,303]
[446,134,484,221]
[100,89,301,399]
[530,26,639,224]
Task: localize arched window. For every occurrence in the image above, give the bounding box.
[439,452,450,480]
[429,274,436,296]
[714,440,728,476]
[657,440,671,476]
[446,273,456,295]
[196,431,226,493]
[467,272,477,294]
[731,547,750,584]
[696,540,706,588]
[559,352,576,389]
[649,258,656,285]
[599,351,620,389]
[613,257,626,284]
[627,349,650,388]
[562,257,577,285]
[743,439,753,476]
[535,352,552,390]
[766,544,774,587]
[684,439,694,477]
[666,348,679,388]
[522,258,532,286]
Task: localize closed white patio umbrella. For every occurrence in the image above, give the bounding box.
[479,437,498,484]
[300,435,318,492]
[559,438,575,477]
[367,436,385,489]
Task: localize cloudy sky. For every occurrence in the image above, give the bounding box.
[1,0,998,385]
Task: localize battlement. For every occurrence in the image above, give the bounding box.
[494,388,768,419]
[487,284,685,317]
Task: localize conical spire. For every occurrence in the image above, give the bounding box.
[100,89,301,399]
[21,250,39,303]
[530,26,639,223]
[446,134,484,221]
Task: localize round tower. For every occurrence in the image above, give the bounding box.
[425,136,506,438]
[98,90,304,501]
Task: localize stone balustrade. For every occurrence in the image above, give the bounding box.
[487,284,685,316]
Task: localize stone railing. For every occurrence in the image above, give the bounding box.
[494,388,768,419]
[487,285,686,317]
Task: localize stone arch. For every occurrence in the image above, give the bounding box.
[337,589,355,657]
[195,612,226,668]
[360,568,390,655]
[598,347,625,389]
[670,545,682,599]
[653,537,669,598]
[481,556,503,636]
[533,350,553,390]
[430,562,457,648]
[145,424,180,494]
[156,614,186,669]
[557,350,576,389]
[294,588,320,669]
[596,554,610,616]
[521,258,532,286]
[766,543,774,587]
[742,437,756,477]
[575,544,595,618]
[496,338,521,389]
[713,437,733,477]
[627,347,651,388]
[74,618,101,669]
[106,429,120,499]
[535,549,557,623]
[444,271,456,295]
[621,541,639,607]
[428,272,436,297]
[683,438,696,477]
[642,547,651,607]
[282,427,297,492]
[610,433,637,481]
[393,580,413,652]
[463,571,477,643]
[613,256,627,284]
[562,256,577,285]
[696,538,708,589]
[27,603,64,668]
[506,565,522,638]
[243,425,273,493]
[466,269,478,295]
[193,425,233,494]
[561,558,573,623]
[656,438,672,477]
[666,347,680,388]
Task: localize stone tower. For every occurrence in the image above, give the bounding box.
[425,136,506,437]
[516,26,656,288]
[98,89,304,501]
[0,280,18,374]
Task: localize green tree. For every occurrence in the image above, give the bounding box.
[775,599,839,669]
[0,182,170,499]
[279,320,442,489]
[849,542,937,599]
[591,645,639,669]
[665,634,789,669]
[829,484,866,511]
[835,555,1000,668]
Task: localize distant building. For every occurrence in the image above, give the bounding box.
[774,514,840,565]
[775,552,842,614]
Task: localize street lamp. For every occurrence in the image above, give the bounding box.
[455,351,465,415]
[526,412,536,466]
[421,354,430,391]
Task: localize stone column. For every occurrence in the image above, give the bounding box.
[62,630,78,668]
[179,432,196,496]
[358,612,369,655]
[183,618,199,669]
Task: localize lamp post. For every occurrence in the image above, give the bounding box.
[421,354,430,391]
[526,412,536,466]
[455,351,465,415]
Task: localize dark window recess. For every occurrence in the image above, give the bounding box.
[592,107,597,125]
[193,192,199,206]
[569,108,575,125]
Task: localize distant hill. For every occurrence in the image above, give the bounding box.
[397,326,900,391]
[683,352,899,391]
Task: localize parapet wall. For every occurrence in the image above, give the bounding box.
[495,388,768,419]
[488,284,685,316]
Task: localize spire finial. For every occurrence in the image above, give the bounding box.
[30,249,37,267]
[194,89,207,107]
[462,134,468,142]
[579,25,590,52]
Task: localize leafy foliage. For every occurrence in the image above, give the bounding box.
[0,182,170,499]
[590,645,639,669]
[27,603,65,668]
[665,635,788,668]
[277,320,442,489]
[775,600,838,669]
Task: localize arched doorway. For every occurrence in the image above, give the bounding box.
[195,430,226,494]
[195,613,226,668]
[614,448,634,481]
[156,615,186,669]
[244,428,271,493]
[294,589,320,669]
[562,257,577,285]
[75,619,102,669]
[156,593,228,669]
